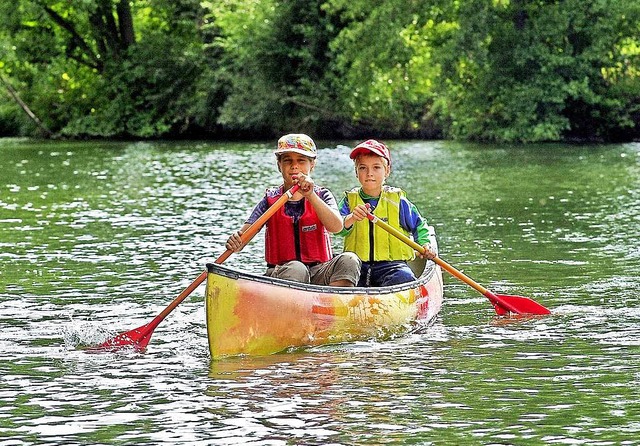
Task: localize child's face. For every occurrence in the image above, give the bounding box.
[355,154,390,196]
[277,153,315,183]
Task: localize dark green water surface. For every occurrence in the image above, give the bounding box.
[1,138,639,445]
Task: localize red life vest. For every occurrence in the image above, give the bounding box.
[264,186,333,265]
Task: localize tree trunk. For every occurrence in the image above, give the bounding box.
[94,0,121,56]
[117,0,135,47]
[1,75,54,138]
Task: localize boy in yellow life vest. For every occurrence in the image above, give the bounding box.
[226,133,361,286]
[338,139,435,287]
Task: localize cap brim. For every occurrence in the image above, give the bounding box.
[275,148,317,158]
[350,147,385,160]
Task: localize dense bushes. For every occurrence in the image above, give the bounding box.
[1,0,639,142]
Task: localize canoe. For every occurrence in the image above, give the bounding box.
[205,227,444,359]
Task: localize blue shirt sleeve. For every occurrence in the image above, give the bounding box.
[398,197,430,245]
[338,194,351,217]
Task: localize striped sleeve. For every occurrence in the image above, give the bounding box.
[317,187,339,210]
[245,196,270,225]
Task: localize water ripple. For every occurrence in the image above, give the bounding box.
[1,140,639,444]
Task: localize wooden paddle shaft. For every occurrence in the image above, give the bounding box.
[95,183,302,350]
[216,184,300,264]
[366,214,490,295]
[365,212,550,316]
[143,184,300,329]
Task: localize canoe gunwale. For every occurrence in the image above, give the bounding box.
[205,259,439,295]
[207,224,441,295]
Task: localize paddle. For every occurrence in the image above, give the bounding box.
[365,213,551,316]
[90,184,301,352]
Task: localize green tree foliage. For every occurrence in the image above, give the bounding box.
[0,0,212,138]
[1,0,640,142]
[324,0,456,137]
[201,0,342,136]
[432,0,640,142]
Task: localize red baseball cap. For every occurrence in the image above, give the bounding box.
[349,139,391,166]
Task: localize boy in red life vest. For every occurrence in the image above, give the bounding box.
[337,139,436,287]
[225,134,361,286]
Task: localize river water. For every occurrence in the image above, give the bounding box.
[1,138,639,445]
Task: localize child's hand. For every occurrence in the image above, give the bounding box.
[225,230,245,252]
[418,243,436,260]
[295,172,315,197]
[351,204,369,221]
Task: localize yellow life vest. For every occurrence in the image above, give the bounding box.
[343,186,416,261]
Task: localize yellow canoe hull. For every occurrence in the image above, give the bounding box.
[206,258,443,359]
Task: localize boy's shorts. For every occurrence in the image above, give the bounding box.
[266,252,361,286]
[309,252,361,286]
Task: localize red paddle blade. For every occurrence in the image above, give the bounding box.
[486,292,551,316]
[86,323,153,353]
[85,271,208,353]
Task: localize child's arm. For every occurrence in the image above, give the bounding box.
[226,197,269,252]
[297,173,343,233]
[399,197,434,257]
[336,196,353,236]
[307,191,343,233]
[342,204,369,230]
[337,193,370,234]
